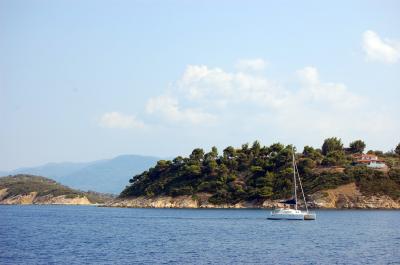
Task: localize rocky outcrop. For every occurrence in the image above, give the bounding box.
[107,193,285,209]
[309,183,400,209]
[0,188,10,201]
[33,195,92,205]
[0,188,92,205]
[107,195,199,208]
[106,183,400,209]
[0,190,38,204]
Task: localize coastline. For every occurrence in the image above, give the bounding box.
[2,183,399,209]
[105,183,400,209]
[0,190,94,205]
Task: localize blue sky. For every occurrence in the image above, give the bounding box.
[1,0,399,170]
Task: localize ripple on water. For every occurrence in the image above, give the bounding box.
[0,206,400,265]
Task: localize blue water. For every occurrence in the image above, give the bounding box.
[0,206,399,265]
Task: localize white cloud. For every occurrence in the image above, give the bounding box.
[179,65,234,100]
[362,30,400,63]
[296,66,363,109]
[146,94,216,125]
[235,58,267,71]
[178,64,286,108]
[99,112,145,129]
[178,64,361,111]
[297,66,319,84]
[142,60,398,150]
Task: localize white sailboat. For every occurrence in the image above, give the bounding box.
[268,148,316,220]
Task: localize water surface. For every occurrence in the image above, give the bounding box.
[1,206,399,264]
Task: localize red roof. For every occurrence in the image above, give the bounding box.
[354,154,378,161]
[356,160,385,163]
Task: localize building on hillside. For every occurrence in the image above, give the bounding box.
[353,153,387,169]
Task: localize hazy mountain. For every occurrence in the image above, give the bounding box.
[1,155,160,194]
[56,155,160,194]
[8,161,101,178]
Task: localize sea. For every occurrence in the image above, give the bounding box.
[0,206,399,265]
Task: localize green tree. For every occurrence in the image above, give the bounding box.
[389,168,400,183]
[322,137,343,155]
[251,140,261,156]
[273,167,294,198]
[253,186,273,199]
[395,143,400,156]
[241,143,249,154]
[173,156,184,165]
[302,146,323,162]
[205,160,218,175]
[297,158,316,175]
[223,146,236,159]
[211,146,218,158]
[185,164,202,175]
[189,148,205,162]
[204,147,218,162]
[269,143,284,153]
[250,166,264,178]
[156,160,170,168]
[349,140,366,154]
[321,150,347,166]
[271,146,292,168]
[218,164,229,178]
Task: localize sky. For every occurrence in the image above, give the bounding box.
[0,0,399,170]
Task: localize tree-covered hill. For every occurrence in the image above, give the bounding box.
[0,174,113,203]
[120,139,400,204]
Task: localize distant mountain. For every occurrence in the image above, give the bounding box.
[9,161,101,178]
[56,155,160,194]
[1,155,160,194]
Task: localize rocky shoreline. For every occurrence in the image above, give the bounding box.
[105,183,400,209]
[0,189,93,205]
[2,182,399,209]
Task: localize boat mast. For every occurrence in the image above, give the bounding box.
[295,161,309,213]
[292,148,297,210]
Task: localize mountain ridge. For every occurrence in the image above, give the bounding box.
[1,154,160,194]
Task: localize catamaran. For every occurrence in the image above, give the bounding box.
[268,148,316,220]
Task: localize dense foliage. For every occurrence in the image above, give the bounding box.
[321,137,343,155]
[121,139,400,203]
[396,143,400,156]
[349,140,366,154]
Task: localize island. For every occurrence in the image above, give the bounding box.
[108,138,400,209]
[0,174,113,205]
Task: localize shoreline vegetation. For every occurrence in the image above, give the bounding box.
[2,139,400,209]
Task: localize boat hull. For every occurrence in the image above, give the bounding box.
[267,213,305,220]
[267,209,316,220]
[304,213,316,220]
